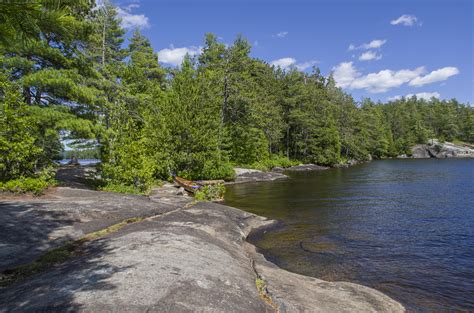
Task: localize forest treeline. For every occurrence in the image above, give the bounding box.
[1,1,473,191]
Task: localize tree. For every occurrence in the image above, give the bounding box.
[1,0,96,174]
[165,56,233,180]
[0,72,41,181]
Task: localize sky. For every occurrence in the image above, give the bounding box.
[113,0,473,104]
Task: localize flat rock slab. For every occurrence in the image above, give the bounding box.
[0,187,191,271]
[227,171,288,185]
[0,202,270,312]
[0,200,404,312]
[286,164,329,171]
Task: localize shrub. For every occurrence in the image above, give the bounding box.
[245,155,299,171]
[0,166,57,195]
[201,160,235,181]
[195,184,226,201]
[0,177,50,195]
[99,183,146,195]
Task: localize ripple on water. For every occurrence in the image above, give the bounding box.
[225,159,474,311]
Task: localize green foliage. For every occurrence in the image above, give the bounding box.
[229,127,269,165]
[0,72,42,181]
[101,99,155,191]
[0,166,56,195]
[195,184,226,201]
[1,2,472,190]
[245,155,299,171]
[98,183,147,195]
[63,148,99,160]
[0,177,49,195]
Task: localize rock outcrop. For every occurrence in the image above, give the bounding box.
[227,168,288,184]
[285,164,329,171]
[411,140,474,159]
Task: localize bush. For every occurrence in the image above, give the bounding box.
[245,155,299,171]
[99,183,146,195]
[0,176,50,195]
[195,184,226,201]
[0,166,57,195]
[201,160,235,181]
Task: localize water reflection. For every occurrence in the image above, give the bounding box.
[224,159,474,311]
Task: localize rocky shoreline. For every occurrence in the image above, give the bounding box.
[403,140,474,159]
[226,164,332,185]
[0,184,404,312]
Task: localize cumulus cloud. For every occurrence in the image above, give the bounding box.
[332,62,359,88]
[359,51,382,61]
[391,14,418,26]
[158,46,202,66]
[407,92,440,100]
[362,39,387,49]
[117,6,149,29]
[348,39,387,51]
[333,62,459,93]
[389,92,440,101]
[409,67,459,87]
[333,62,425,93]
[387,95,402,101]
[295,60,319,71]
[270,58,319,71]
[270,57,296,69]
[273,31,289,38]
[122,3,140,12]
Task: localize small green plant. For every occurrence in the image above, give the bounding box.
[98,179,162,195]
[255,276,279,310]
[194,184,226,201]
[99,183,148,195]
[0,167,57,195]
[256,277,266,292]
[243,155,299,171]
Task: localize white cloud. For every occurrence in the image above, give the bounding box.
[391,14,418,26]
[362,39,387,49]
[117,6,149,29]
[389,92,440,101]
[270,57,296,69]
[409,67,459,87]
[158,46,202,66]
[333,62,425,93]
[333,62,459,93]
[295,60,319,71]
[123,3,140,12]
[332,62,359,88]
[387,95,402,101]
[351,67,425,93]
[348,39,387,51]
[359,51,382,61]
[270,58,319,71]
[406,92,440,100]
[273,31,289,38]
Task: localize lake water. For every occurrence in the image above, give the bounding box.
[56,159,100,166]
[224,159,474,312]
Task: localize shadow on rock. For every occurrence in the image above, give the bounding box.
[0,238,130,312]
[0,201,79,271]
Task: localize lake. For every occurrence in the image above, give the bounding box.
[56,159,100,166]
[224,159,474,312]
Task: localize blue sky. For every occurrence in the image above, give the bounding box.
[114,0,473,104]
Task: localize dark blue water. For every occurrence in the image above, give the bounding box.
[224,159,474,311]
